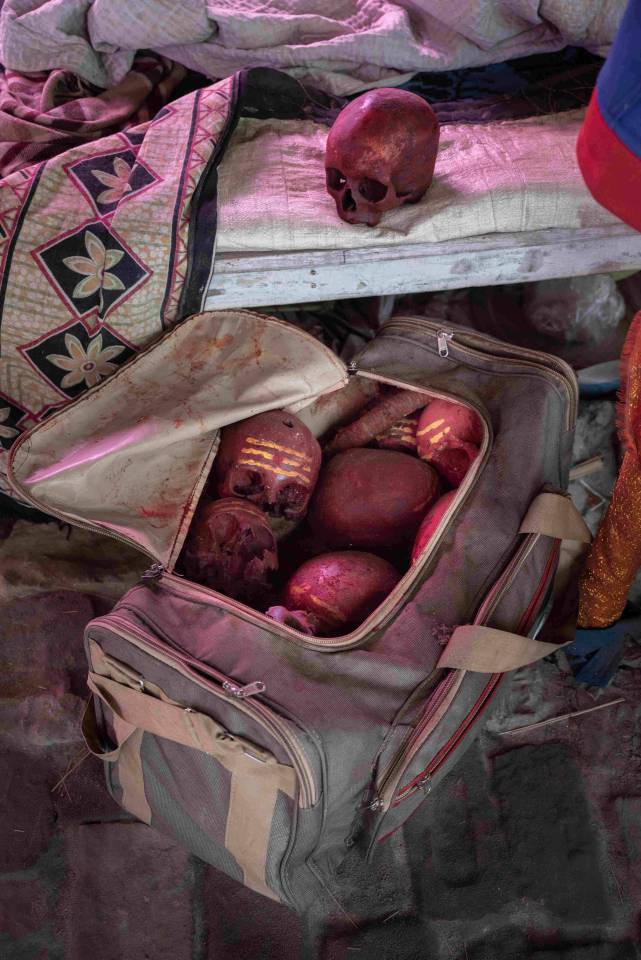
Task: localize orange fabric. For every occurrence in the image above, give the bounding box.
[578,312,641,627]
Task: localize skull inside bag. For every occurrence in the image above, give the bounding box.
[325,88,440,226]
[215,410,321,521]
[181,498,278,605]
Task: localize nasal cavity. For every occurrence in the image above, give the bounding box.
[358,178,387,203]
[342,189,357,213]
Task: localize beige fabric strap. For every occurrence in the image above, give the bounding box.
[117,728,152,824]
[81,696,131,762]
[225,761,289,901]
[81,698,151,823]
[519,492,591,543]
[438,493,590,674]
[86,666,296,898]
[437,624,566,673]
[86,672,293,786]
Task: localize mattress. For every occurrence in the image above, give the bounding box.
[215,108,620,254]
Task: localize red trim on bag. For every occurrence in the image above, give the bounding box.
[383,538,562,824]
[577,90,641,233]
[391,675,501,808]
[517,540,560,635]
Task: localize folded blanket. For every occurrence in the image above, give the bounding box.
[0,0,626,96]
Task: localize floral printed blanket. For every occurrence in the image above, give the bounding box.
[0,68,337,500]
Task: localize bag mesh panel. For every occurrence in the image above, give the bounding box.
[141,734,244,882]
[265,789,295,896]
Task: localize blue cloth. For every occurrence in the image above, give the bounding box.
[565,616,641,687]
[596,0,641,157]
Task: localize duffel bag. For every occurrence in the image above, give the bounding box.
[8,308,590,909]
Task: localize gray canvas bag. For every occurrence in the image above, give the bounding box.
[8,308,591,909]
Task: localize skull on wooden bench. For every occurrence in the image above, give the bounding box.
[325,88,440,226]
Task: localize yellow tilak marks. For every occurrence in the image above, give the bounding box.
[245,436,312,461]
[416,418,445,437]
[241,447,274,460]
[289,589,342,622]
[238,459,311,484]
[429,426,451,445]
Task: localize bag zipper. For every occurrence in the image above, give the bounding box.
[367,530,548,813]
[383,316,578,429]
[92,613,318,808]
[391,535,560,812]
[140,374,492,652]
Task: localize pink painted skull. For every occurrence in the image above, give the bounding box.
[325,88,440,226]
[215,410,321,521]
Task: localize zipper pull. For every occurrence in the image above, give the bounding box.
[437,329,454,358]
[347,360,358,376]
[223,680,266,699]
[418,773,432,794]
[141,562,164,580]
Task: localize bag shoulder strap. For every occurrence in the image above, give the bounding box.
[437,624,564,672]
[519,491,591,543]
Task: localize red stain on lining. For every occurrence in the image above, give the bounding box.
[212,335,233,350]
[137,505,174,520]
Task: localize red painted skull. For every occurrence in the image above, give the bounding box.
[181,498,277,604]
[325,88,440,227]
[215,410,321,521]
[309,447,439,550]
[416,399,483,487]
[281,551,400,636]
[376,412,419,454]
[411,490,457,563]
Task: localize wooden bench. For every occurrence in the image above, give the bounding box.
[206,223,641,310]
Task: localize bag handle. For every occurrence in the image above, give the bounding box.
[518,491,591,543]
[437,624,567,672]
[81,695,132,762]
[438,492,590,673]
[86,671,288,776]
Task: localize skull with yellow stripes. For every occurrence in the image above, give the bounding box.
[214,410,321,521]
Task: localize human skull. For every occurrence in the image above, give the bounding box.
[325,88,439,226]
[281,551,400,636]
[215,410,321,521]
[309,447,439,550]
[376,412,419,453]
[411,490,457,563]
[416,399,483,487]
[181,498,278,605]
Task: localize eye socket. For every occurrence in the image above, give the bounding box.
[358,177,388,203]
[326,168,346,190]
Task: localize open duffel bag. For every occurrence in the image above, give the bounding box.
[7,309,591,910]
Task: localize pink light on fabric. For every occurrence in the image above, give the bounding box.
[25,422,154,485]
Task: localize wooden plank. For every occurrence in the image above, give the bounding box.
[204,224,641,309]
